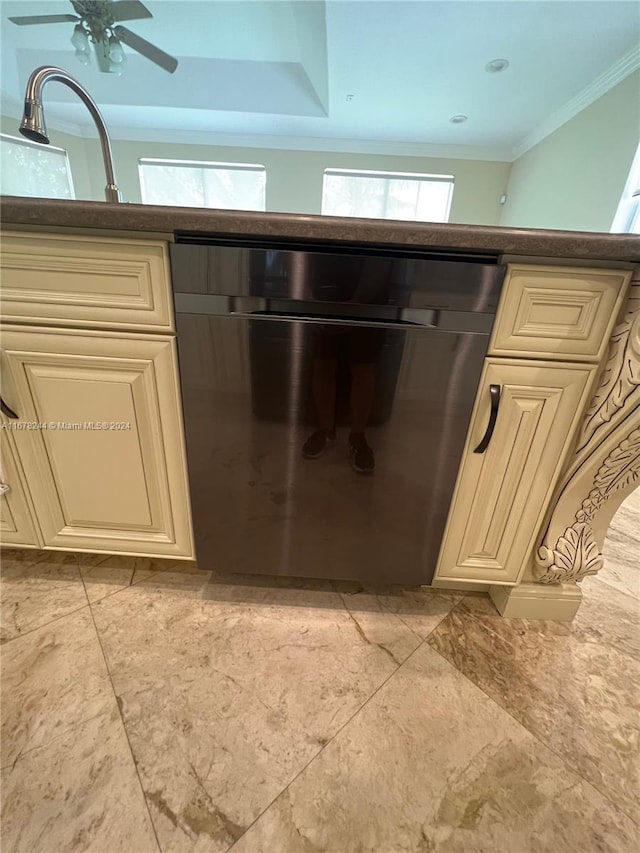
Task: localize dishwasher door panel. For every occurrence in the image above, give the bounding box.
[176,313,488,585]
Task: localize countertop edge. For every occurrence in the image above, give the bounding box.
[2,197,639,262]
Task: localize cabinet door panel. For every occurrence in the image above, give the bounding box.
[1,328,193,557]
[435,359,595,584]
[0,431,41,548]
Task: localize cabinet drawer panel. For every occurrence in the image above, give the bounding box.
[0,328,193,558]
[0,431,41,548]
[435,359,595,584]
[0,232,173,331]
[489,265,630,361]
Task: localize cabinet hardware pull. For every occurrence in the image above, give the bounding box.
[0,397,19,419]
[473,384,501,454]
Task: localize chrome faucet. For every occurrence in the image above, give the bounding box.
[19,66,121,203]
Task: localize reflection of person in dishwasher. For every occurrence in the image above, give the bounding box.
[301,256,394,474]
[302,325,385,473]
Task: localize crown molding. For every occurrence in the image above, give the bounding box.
[73,123,514,162]
[511,46,640,160]
[7,47,635,165]
[0,95,512,160]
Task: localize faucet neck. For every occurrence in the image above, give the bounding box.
[21,66,122,203]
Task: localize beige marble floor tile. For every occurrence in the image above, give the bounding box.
[355,587,464,640]
[231,643,637,853]
[0,549,87,642]
[78,552,192,603]
[588,489,640,601]
[1,708,159,853]
[427,585,640,821]
[91,569,427,852]
[1,607,114,767]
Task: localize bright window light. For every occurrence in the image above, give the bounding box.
[611,143,640,234]
[139,158,266,211]
[322,169,454,223]
[0,133,74,199]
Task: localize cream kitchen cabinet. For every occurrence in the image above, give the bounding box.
[435,358,596,585]
[0,427,40,548]
[0,325,193,558]
[488,264,630,361]
[0,231,173,332]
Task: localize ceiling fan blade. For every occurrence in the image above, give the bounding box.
[9,14,78,25]
[110,1,152,22]
[114,25,178,73]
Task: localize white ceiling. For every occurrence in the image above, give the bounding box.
[1,0,638,160]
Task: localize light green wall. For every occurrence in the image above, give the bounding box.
[0,110,511,224]
[110,140,511,225]
[3,73,638,231]
[500,71,640,232]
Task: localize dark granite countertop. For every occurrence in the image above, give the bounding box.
[2,196,639,262]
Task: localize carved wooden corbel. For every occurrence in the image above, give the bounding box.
[535,282,640,585]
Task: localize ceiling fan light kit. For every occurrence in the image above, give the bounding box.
[9,0,178,75]
[70,23,89,53]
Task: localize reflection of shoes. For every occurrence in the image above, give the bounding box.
[349,433,375,474]
[302,429,336,459]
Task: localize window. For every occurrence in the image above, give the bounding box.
[139,159,266,211]
[611,143,640,234]
[322,169,453,222]
[0,133,74,199]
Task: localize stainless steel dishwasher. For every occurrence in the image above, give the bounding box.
[171,238,505,586]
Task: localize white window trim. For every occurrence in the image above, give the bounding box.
[0,132,75,197]
[139,157,266,173]
[324,168,455,184]
[611,142,640,233]
[324,168,454,183]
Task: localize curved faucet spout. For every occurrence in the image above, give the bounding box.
[20,66,121,203]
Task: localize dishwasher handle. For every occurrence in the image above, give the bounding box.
[228,311,439,331]
[473,384,501,454]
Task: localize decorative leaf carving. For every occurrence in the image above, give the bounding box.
[535,523,603,584]
[535,284,640,586]
[592,426,640,494]
[578,296,640,451]
[536,423,640,582]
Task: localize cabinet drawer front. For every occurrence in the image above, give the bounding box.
[436,359,595,584]
[1,328,192,558]
[0,232,173,331]
[0,431,41,548]
[489,265,630,361]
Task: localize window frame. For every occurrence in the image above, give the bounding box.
[138,157,267,211]
[0,132,75,199]
[611,143,640,234]
[321,168,454,223]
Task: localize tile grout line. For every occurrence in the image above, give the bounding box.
[334,591,419,663]
[424,639,640,828]
[79,564,182,607]
[226,638,429,852]
[78,572,164,853]
[429,592,640,823]
[448,589,640,824]
[0,600,90,647]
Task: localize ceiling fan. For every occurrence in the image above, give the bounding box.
[9,1,178,74]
